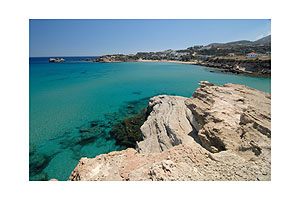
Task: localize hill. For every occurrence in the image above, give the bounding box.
[254,35,271,45]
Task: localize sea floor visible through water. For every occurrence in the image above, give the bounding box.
[29,57,271,181]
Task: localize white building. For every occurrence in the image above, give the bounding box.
[247,52,259,58]
[198,55,212,59]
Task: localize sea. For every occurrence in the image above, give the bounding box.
[29,56,271,181]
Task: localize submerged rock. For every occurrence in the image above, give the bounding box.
[78,126,105,146]
[69,82,271,181]
[90,120,100,127]
[30,171,49,181]
[29,152,53,180]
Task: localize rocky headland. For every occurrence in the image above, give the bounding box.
[68,81,271,181]
[198,58,271,76]
[93,55,138,63]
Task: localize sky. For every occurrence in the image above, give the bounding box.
[29,19,271,57]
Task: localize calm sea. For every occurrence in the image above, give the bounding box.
[29,57,271,180]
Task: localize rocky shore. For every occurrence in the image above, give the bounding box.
[68,81,271,181]
[198,58,271,76]
[92,56,270,77]
[92,55,138,63]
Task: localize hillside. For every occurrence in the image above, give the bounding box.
[206,35,271,47]
[254,35,271,44]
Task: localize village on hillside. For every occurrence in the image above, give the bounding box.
[92,35,271,63]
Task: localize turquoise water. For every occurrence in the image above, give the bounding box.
[29,57,271,181]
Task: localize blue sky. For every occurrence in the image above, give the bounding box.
[29,19,271,57]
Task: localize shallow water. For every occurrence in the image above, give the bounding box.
[29,57,271,180]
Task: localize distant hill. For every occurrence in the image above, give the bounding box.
[185,35,271,56]
[224,40,253,46]
[206,35,271,47]
[254,35,271,45]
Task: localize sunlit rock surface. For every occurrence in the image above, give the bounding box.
[69,81,271,181]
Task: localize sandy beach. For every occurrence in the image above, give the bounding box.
[138,59,197,65]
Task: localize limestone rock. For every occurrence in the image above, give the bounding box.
[185,81,271,158]
[69,143,270,181]
[136,95,201,154]
[69,81,271,181]
[49,58,65,63]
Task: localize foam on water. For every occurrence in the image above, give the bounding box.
[29,58,271,180]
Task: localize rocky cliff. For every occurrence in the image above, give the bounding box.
[69,81,271,181]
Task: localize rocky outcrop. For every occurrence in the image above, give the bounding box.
[136,95,201,154]
[68,81,271,181]
[69,144,270,181]
[49,58,65,63]
[185,81,270,156]
[198,59,271,76]
[93,55,138,63]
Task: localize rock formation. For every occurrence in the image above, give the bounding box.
[136,95,201,154]
[69,81,271,181]
[185,81,271,155]
[49,58,65,63]
[197,58,271,76]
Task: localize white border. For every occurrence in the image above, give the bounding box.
[1,0,300,199]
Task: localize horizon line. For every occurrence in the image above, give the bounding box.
[30,34,271,58]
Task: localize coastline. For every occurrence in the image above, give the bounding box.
[91,57,270,78]
[29,58,271,180]
[137,59,197,65]
[137,59,270,77]
[202,66,271,78]
[68,81,271,181]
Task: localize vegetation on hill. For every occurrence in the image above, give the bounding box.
[91,35,271,75]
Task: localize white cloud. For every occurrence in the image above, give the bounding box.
[256,34,265,40]
[255,31,271,40]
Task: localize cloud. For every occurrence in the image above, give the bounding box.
[256,34,265,40]
[255,31,271,40]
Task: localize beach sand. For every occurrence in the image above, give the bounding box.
[137,59,197,65]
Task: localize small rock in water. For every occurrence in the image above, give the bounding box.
[90,121,99,127]
[30,171,49,181]
[132,91,142,95]
[29,145,36,156]
[79,128,90,133]
[29,152,53,180]
[128,110,138,114]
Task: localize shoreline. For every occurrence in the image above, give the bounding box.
[137,59,197,65]
[89,57,270,78]
[202,66,271,78]
[68,82,271,181]
[137,59,270,78]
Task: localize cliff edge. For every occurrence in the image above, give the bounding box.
[69,81,271,181]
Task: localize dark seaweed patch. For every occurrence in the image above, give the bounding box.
[132,91,142,95]
[29,151,59,181]
[30,171,49,181]
[109,108,148,148]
